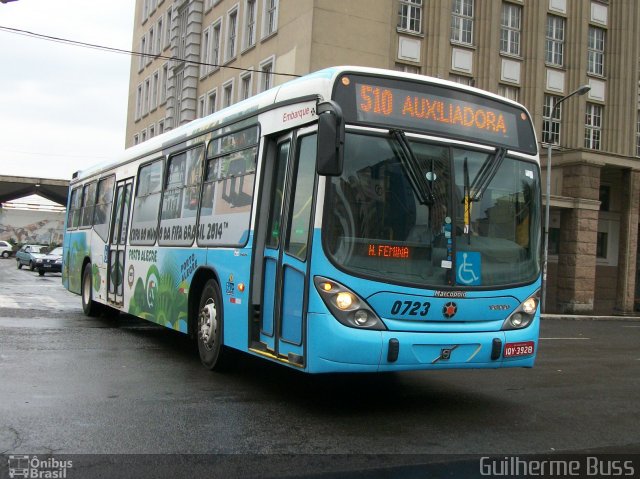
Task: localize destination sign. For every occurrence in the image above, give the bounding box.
[333,74,537,155]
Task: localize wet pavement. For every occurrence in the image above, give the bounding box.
[0,256,639,475]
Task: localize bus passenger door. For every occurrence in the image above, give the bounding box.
[259,129,317,367]
[107,178,133,306]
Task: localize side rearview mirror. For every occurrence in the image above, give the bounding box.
[316,100,344,176]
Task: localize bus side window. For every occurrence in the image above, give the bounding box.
[68,187,81,229]
[159,146,204,246]
[80,182,97,228]
[199,125,258,246]
[131,159,164,246]
[93,176,115,242]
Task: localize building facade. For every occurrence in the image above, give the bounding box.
[126,0,640,315]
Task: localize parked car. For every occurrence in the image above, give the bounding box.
[35,247,63,276]
[0,240,13,258]
[16,245,48,271]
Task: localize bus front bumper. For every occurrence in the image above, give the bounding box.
[306,312,539,373]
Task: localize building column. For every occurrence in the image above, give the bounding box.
[615,169,640,314]
[557,164,601,314]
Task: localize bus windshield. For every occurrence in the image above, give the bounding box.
[324,131,541,288]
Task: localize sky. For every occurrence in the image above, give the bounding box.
[0,0,135,181]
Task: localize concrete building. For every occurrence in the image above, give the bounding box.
[126,0,640,315]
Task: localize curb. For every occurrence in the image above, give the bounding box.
[541,314,640,321]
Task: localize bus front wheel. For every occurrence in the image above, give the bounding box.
[81,265,101,317]
[197,280,226,370]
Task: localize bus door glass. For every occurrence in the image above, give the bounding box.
[107,178,133,305]
[260,129,317,365]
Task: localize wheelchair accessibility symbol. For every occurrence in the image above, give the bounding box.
[456,251,481,286]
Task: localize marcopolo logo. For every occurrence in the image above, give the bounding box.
[8,455,73,478]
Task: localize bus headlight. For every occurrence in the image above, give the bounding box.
[314,276,386,330]
[336,292,355,310]
[502,290,540,330]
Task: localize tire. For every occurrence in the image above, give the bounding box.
[81,264,101,317]
[38,270,45,276]
[17,260,22,270]
[29,261,35,271]
[1,251,9,258]
[196,279,227,370]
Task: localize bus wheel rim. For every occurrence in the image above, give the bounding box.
[199,300,217,351]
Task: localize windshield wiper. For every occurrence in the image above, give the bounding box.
[469,147,507,202]
[390,129,434,205]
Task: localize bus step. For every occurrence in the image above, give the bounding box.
[287,353,304,366]
[250,341,272,353]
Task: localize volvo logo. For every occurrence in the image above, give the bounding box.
[443,302,458,319]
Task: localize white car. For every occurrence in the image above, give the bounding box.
[0,240,14,258]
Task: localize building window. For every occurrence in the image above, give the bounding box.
[149,124,156,139]
[164,10,171,50]
[174,67,185,122]
[141,129,147,142]
[498,84,519,102]
[160,62,169,105]
[198,95,206,117]
[588,26,605,76]
[395,63,420,74]
[139,35,147,71]
[143,77,151,116]
[636,111,640,156]
[142,0,150,23]
[244,0,257,49]
[259,57,274,92]
[148,26,155,60]
[546,15,565,66]
[240,72,252,100]
[227,7,238,61]
[200,27,211,78]
[500,3,521,56]
[212,21,222,69]
[135,83,143,120]
[134,134,140,145]
[596,232,608,258]
[157,17,164,53]
[223,80,234,108]
[158,119,165,135]
[398,0,422,34]
[207,89,217,115]
[449,74,473,86]
[451,0,473,45]
[176,6,188,60]
[263,0,279,38]
[584,103,602,150]
[151,70,159,111]
[542,94,561,145]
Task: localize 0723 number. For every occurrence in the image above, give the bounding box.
[390,300,430,317]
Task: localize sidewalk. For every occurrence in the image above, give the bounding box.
[541,313,640,321]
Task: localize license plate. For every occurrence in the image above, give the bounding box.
[44,264,52,268]
[504,341,535,358]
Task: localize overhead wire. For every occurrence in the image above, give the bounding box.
[0,25,302,78]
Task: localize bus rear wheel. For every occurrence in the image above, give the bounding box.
[81,264,101,317]
[197,280,226,370]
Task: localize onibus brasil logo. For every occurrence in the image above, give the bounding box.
[7,455,73,478]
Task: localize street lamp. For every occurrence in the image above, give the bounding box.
[541,84,591,313]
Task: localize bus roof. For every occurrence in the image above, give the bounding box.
[71,66,532,183]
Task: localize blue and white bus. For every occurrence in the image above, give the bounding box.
[63,66,541,373]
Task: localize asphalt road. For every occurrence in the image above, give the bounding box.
[0,256,639,476]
